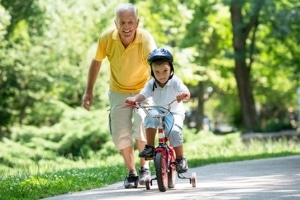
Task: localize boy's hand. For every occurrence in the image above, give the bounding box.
[176,92,189,102]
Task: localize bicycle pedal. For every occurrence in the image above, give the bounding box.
[145,157,153,160]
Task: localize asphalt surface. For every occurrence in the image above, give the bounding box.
[42,155,300,200]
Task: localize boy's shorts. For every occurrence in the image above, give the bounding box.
[108,91,150,150]
[144,109,184,147]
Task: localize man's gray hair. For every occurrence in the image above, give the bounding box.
[115,3,138,19]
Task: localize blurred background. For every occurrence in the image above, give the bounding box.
[0,0,299,159]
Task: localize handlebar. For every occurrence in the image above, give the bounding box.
[126,99,178,118]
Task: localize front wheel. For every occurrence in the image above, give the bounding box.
[154,152,168,192]
[168,164,176,188]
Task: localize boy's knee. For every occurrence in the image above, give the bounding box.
[144,116,158,128]
[169,129,183,147]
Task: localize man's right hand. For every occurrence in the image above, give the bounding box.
[82,93,93,111]
[125,97,136,105]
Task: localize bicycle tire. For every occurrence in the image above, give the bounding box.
[154,152,168,192]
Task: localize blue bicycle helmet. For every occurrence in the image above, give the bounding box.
[147,48,174,91]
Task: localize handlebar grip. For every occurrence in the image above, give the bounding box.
[125,103,139,108]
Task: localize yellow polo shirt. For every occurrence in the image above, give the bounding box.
[94,28,157,93]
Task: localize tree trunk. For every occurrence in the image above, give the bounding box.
[234,59,258,131]
[230,0,261,131]
[196,81,204,132]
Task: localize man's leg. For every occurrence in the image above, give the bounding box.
[121,145,136,173]
[121,145,139,188]
[109,91,138,188]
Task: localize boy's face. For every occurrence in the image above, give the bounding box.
[152,61,171,85]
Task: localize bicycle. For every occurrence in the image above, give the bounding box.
[127,99,197,192]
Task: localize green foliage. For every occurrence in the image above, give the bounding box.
[248,1,300,130]
[9,108,110,159]
[0,0,119,133]
[96,140,119,159]
[255,119,294,133]
[0,137,56,171]
[1,0,299,134]
[179,0,300,129]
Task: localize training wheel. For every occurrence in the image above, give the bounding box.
[134,179,138,188]
[145,176,151,190]
[190,172,197,187]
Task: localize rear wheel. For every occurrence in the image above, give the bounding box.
[154,152,168,192]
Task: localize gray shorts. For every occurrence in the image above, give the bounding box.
[144,109,184,147]
[108,91,150,150]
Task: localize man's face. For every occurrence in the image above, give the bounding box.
[115,9,139,46]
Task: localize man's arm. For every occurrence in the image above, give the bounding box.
[82,59,102,110]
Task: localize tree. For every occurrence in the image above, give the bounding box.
[229,0,264,131]
[180,0,232,131]
[0,0,47,135]
[229,0,300,132]
[0,0,119,135]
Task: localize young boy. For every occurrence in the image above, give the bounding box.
[125,48,190,173]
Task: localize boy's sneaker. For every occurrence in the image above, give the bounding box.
[139,145,155,158]
[176,157,188,173]
[138,167,151,185]
[124,171,138,189]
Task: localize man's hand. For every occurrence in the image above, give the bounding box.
[82,93,93,111]
[125,97,136,105]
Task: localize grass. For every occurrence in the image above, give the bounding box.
[1,130,299,200]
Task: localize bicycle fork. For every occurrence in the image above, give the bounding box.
[155,116,176,172]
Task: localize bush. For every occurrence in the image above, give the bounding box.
[10,108,110,159]
[263,119,294,132]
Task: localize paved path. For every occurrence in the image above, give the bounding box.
[43,155,300,200]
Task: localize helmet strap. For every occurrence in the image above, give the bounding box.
[152,81,157,91]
